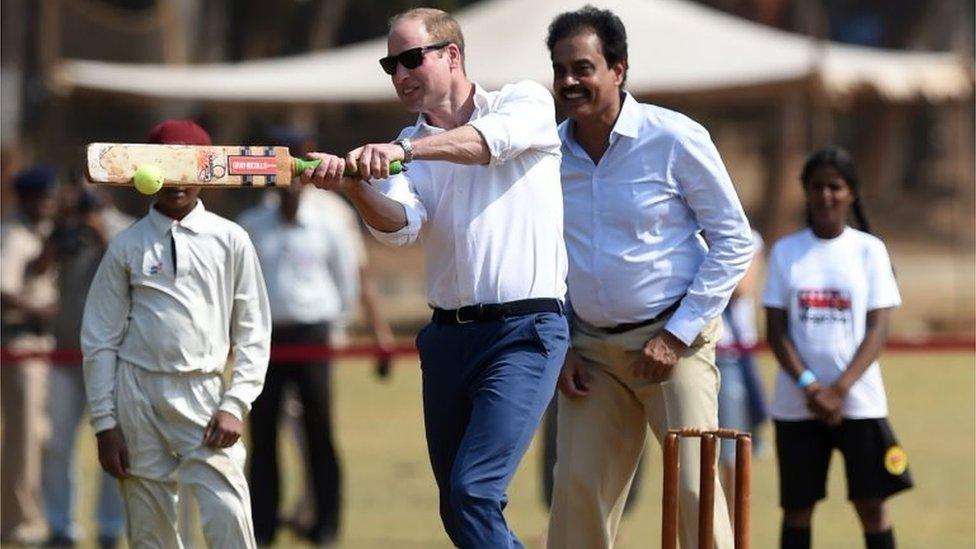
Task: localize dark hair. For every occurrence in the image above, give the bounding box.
[800,147,871,234]
[546,6,628,85]
[77,190,101,213]
[13,165,57,197]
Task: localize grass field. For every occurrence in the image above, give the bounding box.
[52,351,975,548]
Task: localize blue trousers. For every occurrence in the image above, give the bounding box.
[417,311,568,548]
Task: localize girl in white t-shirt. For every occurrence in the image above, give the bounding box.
[763,147,912,549]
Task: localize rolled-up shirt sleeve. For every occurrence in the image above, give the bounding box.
[466,81,561,166]
[80,244,130,433]
[366,170,428,247]
[665,129,755,345]
[219,232,272,420]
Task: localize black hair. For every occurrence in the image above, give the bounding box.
[800,146,872,234]
[546,5,628,85]
[13,165,57,198]
[77,190,101,213]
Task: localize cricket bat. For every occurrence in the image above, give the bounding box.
[85,142,403,188]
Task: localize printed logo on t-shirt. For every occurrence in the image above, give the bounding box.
[797,289,851,324]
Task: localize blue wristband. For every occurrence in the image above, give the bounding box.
[796,370,817,389]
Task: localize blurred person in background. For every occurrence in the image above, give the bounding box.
[81,119,271,548]
[253,127,398,542]
[764,147,913,549]
[716,228,769,510]
[302,182,397,378]
[546,7,754,548]
[0,166,59,545]
[238,127,361,547]
[304,8,570,546]
[266,126,397,373]
[28,172,133,548]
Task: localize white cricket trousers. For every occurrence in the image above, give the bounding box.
[115,362,256,549]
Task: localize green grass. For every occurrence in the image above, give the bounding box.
[54,352,976,548]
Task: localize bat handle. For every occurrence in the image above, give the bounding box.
[292,158,404,177]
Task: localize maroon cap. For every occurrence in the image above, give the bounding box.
[147,119,212,146]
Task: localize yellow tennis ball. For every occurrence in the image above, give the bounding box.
[133,164,164,195]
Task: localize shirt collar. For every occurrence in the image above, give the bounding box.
[612,91,641,139]
[148,199,207,235]
[254,191,310,228]
[471,83,491,114]
[561,90,641,158]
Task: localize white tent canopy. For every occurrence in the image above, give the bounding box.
[50,0,972,104]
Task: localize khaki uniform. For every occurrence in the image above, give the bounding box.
[0,215,56,543]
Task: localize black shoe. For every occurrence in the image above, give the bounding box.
[43,534,75,547]
[306,529,337,548]
[97,535,118,549]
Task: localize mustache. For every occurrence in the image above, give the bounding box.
[558,86,589,98]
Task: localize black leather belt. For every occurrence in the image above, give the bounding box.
[599,299,682,334]
[432,298,563,325]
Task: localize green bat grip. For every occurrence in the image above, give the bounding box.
[293,158,404,177]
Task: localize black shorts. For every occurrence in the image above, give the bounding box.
[774,418,914,510]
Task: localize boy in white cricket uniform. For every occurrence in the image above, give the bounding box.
[81,120,271,548]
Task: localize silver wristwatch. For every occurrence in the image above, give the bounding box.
[395,138,413,164]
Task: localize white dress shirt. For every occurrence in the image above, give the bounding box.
[238,189,358,326]
[81,201,271,432]
[560,93,754,345]
[368,81,567,309]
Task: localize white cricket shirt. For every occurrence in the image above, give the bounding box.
[81,201,271,432]
[763,227,901,420]
[368,81,568,309]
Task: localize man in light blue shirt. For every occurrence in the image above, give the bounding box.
[545,7,754,549]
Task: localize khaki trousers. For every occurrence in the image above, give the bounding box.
[0,334,51,543]
[548,315,733,549]
[115,363,256,549]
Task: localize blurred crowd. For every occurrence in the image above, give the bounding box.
[0,127,397,546]
[1,165,124,546]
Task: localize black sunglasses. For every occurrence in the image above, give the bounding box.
[379,41,451,75]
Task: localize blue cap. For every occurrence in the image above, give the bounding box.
[13,166,57,195]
